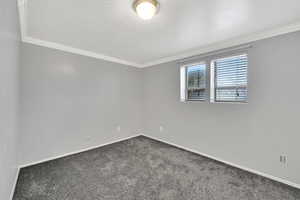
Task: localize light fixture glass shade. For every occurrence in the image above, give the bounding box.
[134,0,159,20]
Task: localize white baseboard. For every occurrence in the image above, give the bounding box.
[19,134,141,168]
[141,133,300,190]
[9,167,20,200]
[15,133,300,192]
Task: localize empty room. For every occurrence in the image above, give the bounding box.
[1,0,300,199]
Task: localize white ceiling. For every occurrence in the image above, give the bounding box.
[18,0,300,67]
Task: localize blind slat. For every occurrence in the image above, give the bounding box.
[215,54,248,102]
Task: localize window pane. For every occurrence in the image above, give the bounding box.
[215,54,248,102]
[187,64,206,100]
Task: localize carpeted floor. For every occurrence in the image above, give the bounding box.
[13,136,300,200]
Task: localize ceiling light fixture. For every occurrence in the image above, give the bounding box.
[133,0,159,20]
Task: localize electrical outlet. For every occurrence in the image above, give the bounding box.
[116,126,121,132]
[0,88,6,97]
[159,126,164,132]
[18,0,25,6]
[280,155,287,164]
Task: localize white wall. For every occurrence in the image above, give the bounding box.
[0,0,20,199]
[143,31,300,185]
[16,24,300,189]
[19,43,143,166]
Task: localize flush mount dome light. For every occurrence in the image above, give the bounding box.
[133,0,159,20]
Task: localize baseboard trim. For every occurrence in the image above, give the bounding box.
[9,167,20,200]
[19,134,141,168]
[16,133,300,190]
[141,134,300,190]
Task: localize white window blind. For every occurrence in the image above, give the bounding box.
[213,54,248,102]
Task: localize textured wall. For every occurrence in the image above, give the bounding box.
[19,43,143,166]
[143,31,300,185]
[0,0,20,199]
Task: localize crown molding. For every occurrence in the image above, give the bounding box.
[140,21,300,67]
[17,0,142,68]
[22,37,142,67]
[18,0,300,68]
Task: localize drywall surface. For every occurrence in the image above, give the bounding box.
[143,31,300,185]
[0,0,20,199]
[19,43,143,166]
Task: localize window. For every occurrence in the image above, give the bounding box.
[181,63,207,101]
[212,54,248,102]
[180,53,248,103]
[187,63,207,101]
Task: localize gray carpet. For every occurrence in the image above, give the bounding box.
[13,136,300,200]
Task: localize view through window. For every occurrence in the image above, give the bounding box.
[187,63,206,101]
[180,53,248,103]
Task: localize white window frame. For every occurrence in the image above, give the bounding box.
[180,53,248,104]
[210,54,248,103]
[180,62,207,102]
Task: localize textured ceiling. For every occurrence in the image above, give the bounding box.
[19,0,300,67]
